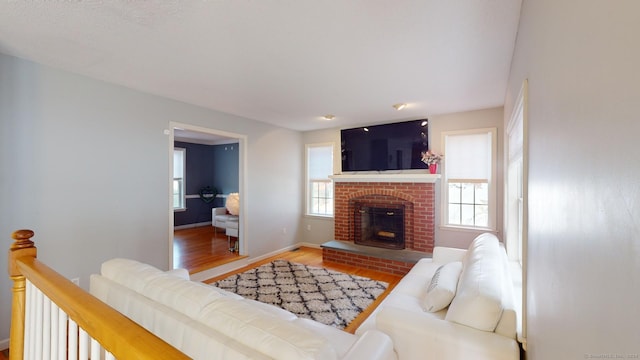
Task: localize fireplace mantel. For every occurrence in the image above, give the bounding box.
[330,173,440,183]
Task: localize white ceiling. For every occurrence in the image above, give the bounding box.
[0,1,522,132]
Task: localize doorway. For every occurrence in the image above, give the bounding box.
[168,122,247,273]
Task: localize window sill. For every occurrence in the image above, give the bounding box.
[305,214,334,220]
[174,208,187,213]
[439,225,497,234]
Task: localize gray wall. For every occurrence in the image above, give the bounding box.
[0,53,303,343]
[505,0,640,357]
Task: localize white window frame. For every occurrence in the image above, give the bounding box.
[506,79,528,348]
[506,96,526,265]
[305,143,334,218]
[441,128,497,231]
[173,147,186,211]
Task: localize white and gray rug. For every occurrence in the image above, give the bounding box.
[211,259,388,329]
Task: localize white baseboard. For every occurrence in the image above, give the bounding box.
[174,222,212,230]
[190,242,323,282]
[296,242,322,250]
[190,258,250,282]
[246,244,299,264]
[0,337,8,351]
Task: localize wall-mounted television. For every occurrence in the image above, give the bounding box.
[341,119,429,172]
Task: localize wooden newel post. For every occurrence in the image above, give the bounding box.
[8,229,37,360]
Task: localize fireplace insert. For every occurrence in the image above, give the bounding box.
[354,203,405,250]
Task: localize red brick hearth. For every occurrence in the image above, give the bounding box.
[322,247,415,275]
[322,176,437,275]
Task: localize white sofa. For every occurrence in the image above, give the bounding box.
[90,258,396,360]
[356,233,521,360]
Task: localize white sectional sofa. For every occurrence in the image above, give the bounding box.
[90,258,396,360]
[356,233,521,360]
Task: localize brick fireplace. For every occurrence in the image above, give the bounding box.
[322,174,438,275]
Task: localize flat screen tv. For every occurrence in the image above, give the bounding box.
[341,119,429,172]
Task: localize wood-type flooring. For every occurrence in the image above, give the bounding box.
[173,225,245,274]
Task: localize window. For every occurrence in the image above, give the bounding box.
[447,182,489,226]
[442,128,496,229]
[173,148,186,210]
[507,103,525,264]
[306,143,334,217]
[506,79,528,348]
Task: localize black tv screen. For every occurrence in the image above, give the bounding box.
[341,119,429,172]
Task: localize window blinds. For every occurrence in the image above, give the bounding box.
[444,132,492,180]
[308,145,333,180]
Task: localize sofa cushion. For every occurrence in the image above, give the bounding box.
[493,248,518,339]
[101,258,166,292]
[142,275,235,318]
[421,261,463,312]
[90,275,269,359]
[294,318,357,358]
[215,214,238,222]
[445,233,504,332]
[199,297,337,360]
[165,268,190,280]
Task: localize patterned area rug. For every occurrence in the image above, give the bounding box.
[211,259,388,329]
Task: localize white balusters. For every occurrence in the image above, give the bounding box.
[23,279,113,359]
[43,297,51,358]
[90,338,102,359]
[50,300,58,358]
[57,308,67,360]
[79,328,89,359]
[24,281,33,360]
[68,320,78,360]
[34,283,43,359]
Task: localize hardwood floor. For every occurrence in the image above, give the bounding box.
[173,225,246,274]
[203,246,403,334]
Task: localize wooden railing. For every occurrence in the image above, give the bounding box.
[8,229,190,360]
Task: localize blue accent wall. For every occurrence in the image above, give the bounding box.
[212,143,239,197]
[174,141,239,226]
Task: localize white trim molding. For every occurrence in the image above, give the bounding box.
[330,173,440,183]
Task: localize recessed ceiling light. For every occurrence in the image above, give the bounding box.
[421,120,428,126]
[323,114,335,120]
[393,103,407,111]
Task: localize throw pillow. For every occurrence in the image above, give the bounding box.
[421,261,463,312]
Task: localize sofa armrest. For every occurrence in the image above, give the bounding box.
[377,307,520,360]
[212,207,227,228]
[342,330,396,360]
[432,246,467,264]
[212,207,227,216]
